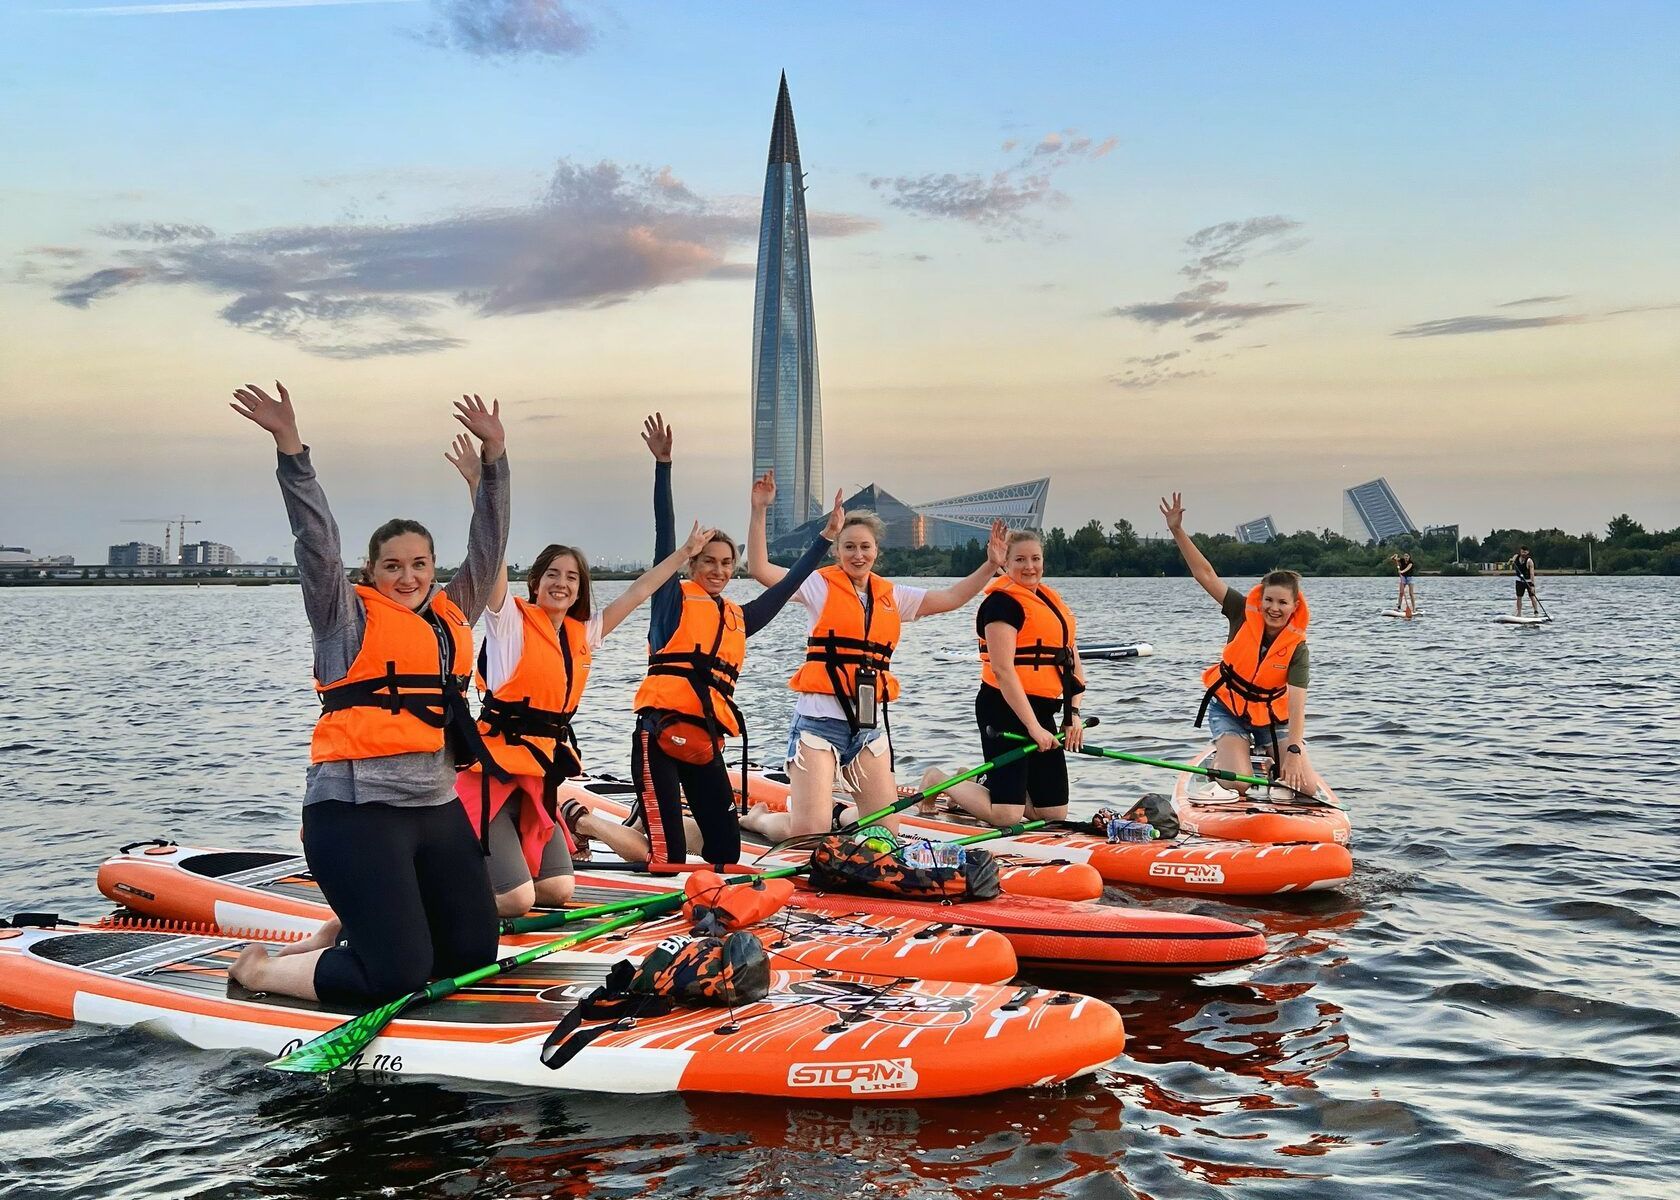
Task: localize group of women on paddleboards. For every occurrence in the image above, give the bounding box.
[225,382,1327,1008]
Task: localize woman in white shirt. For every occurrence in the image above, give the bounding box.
[446,424,712,916]
[740,469,1006,842]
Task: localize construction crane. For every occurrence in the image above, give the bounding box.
[121,515,202,564]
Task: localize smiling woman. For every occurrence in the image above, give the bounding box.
[222,381,510,1009]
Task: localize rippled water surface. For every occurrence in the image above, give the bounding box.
[1,576,1676,1199]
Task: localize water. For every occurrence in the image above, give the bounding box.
[1,575,1676,1199]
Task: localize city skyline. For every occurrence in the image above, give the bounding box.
[1,2,1675,565]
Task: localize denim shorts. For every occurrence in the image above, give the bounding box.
[1204,697,1289,749]
[786,714,884,769]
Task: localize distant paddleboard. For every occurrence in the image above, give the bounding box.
[1495,614,1553,625]
[1381,609,1423,619]
[1078,642,1154,660]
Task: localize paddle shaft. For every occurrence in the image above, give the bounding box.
[997,730,1274,789]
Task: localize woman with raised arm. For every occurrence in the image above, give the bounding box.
[443,430,717,916]
[225,384,510,1005]
[625,415,839,871]
[1161,491,1319,796]
[739,469,1009,841]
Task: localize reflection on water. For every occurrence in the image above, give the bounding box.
[1,576,1677,1199]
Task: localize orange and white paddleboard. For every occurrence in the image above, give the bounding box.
[1170,750,1353,847]
[0,920,1123,1098]
[561,781,1271,975]
[96,842,1018,985]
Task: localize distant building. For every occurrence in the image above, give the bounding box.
[180,540,238,566]
[108,541,164,566]
[750,73,824,543]
[1342,478,1417,543]
[1423,523,1458,540]
[770,478,1051,554]
[1235,515,1279,544]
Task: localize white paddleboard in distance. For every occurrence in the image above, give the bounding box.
[1495,614,1553,625]
[1078,642,1154,660]
[1381,609,1423,619]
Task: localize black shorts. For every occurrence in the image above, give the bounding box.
[974,685,1069,811]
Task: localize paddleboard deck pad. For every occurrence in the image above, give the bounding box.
[566,781,1269,975]
[96,843,1018,985]
[0,920,1122,1098]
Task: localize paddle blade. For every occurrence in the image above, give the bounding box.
[266,990,417,1073]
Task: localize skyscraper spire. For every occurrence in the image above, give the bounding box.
[750,73,823,542]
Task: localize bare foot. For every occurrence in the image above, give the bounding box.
[229,943,271,991]
[277,917,340,957]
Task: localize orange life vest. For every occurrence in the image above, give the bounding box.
[633,580,746,737]
[473,598,592,779]
[978,577,1078,701]
[789,567,902,715]
[312,585,475,763]
[1198,584,1310,728]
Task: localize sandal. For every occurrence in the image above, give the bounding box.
[559,798,593,861]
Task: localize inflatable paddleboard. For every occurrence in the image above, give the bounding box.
[1495,614,1552,625]
[1380,609,1422,619]
[0,920,1122,1098]
[96,843,1018,985]
[562,784,1269,975]
[1078,642,1154,661]
[1170,750,1351,846]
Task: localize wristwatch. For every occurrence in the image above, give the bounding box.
[1285,743,1302,754]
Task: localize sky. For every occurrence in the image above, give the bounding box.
[2,0,1676,565]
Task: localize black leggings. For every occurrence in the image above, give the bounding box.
[303,799,498,1005]
[631,715,740,869]
[975,685,1069,810]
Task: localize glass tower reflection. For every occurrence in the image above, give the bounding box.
[751,73,824,542]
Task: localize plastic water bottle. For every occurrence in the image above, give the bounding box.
[901,839,936,869]
[932,841,967,870]
[1105,817,1155,844]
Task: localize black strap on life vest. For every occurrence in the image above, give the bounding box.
[806,582,896,736]
[1194,661,1288,768]
[472,626,585,854]
[540,961,678,1072]
[644,595,749,806]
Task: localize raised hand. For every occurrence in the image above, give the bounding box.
[453,394,504,462]
[1159,492,1185,533]
[444,433,480,490]
[985,518,1008,569]
[641,412,673,462]
[821,488,845,540]
[230,381,302,454]
[681,522,718,559]
[750,469,776,511]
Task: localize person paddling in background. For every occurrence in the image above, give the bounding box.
[918,530,1087,829]
[226,384,509,1004]
[1390,550,1417,617]
[1511,545,1540,616]
[737,471,1010,843]
[590,415,839,872]
[1161,492,1320,797]
[442,427,717,917]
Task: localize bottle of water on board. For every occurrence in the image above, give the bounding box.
[901,838,937,869]
[1105,817,1155,843]
[932,841,966,870]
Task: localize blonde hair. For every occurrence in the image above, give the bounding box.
[838,510,886,543]
[1005,528,1043,550]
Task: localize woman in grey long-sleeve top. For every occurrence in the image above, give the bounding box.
[225,382,510,1005]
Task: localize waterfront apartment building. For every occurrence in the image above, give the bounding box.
[108,541,164,566]
[750,73,824,542]
[1236,515,1279,544]
[1343,477,1418,543]
[769,479,1051,555]
[180,540,238,567]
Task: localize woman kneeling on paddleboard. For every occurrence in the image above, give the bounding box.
[738,474,1009,841]
[444,419,716,916]
[1162,492,1320,796]
[619,416,839,871]
[922,531,1087,827]
[227,384,510,1004]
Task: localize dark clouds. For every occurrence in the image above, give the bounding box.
[37,159,876,358]
[1390,314,1587,337]
[418,0,596,59]
[1497,294,1572,308]
[868,127,1115,237]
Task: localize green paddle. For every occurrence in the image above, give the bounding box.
[270,743,1036,1073]
[996,730,1278,790]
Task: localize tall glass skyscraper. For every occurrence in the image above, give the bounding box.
[751,73,824,541]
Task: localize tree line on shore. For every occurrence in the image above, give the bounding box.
[771,513,1679,578]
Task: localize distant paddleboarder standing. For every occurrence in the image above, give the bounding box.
[1511,546,1540,617]
[1389,551,1417,618]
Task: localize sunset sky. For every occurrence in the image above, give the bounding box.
[3,0,1676,564]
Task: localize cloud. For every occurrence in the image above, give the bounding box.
[1181,216,1303,283]
[1391,314,1588,338]
[418,0,594,58]
[1497,294,1571,308]
[42,158,875,357]
[1108,365,1208,391]
[869,126,1115,237]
